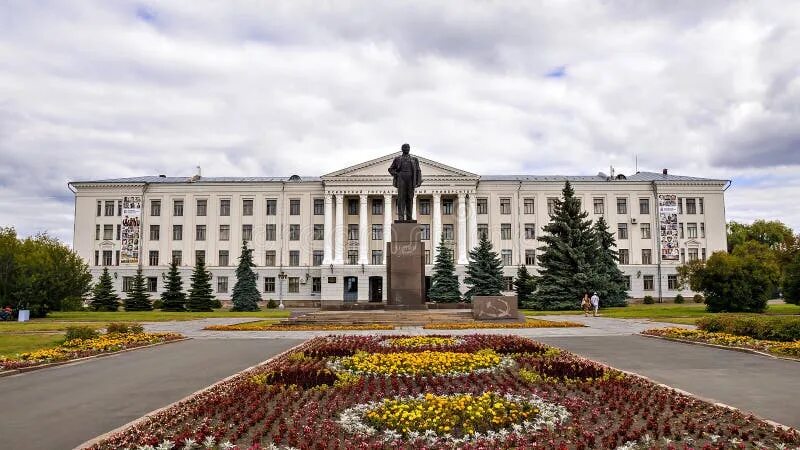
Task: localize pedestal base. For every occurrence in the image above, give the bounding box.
[386,222,426,308]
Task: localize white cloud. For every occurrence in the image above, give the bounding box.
[1,0,799,242]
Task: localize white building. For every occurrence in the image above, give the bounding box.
[69,153,729,307]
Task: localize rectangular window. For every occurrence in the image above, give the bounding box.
[617,223,628,239]
[173,200,184,217]
[501,249,512,266]
[687,223,698,239]
[593,198,604,215]
[618,249,629,264]
[289,199,300,216]
[348,250,358,265]
[313,250,324,266]
[372,250,383,265]
[624,276,631,290]
[103,224,113,240]
[681,248,686,263]
[442,199,453,215]
[95,224,100,240]
[477,224,489,240]
[217,276,228,293]
[641,223,651,239]
[172,250,182,265]
[524,223,535,240]
[702,248,707,261]
[547,197,557,216]
[218,250,229,267]
[348,198,359,215]
[420,224,430,240]
[501,223,512,240]
[150,225,160,241]
[523,198,535,214]
[118,201,122,216]
[686,198,697,215]
[425,250,431,265]
[371,198,383,215]
[289,224,300,241]
[151,200,161,216]
[667,275,678,290]
[171,224,183,241]
[688,248,699,261]
[616,198,627,215]
[195,250,205,264]
[503,276,514,291]
[115,250,120,266]
[289,250,300,266]
[314,198,324,215]
[264,277,275,293]
[265,250,276,266]
[116,224,121,240]
[499,198,511,215]
[105,200,115,216]
[679,222,684,239]
[102,250,113,266]
[242,224,253,241]
[97,201,102,217]
[123,276,134,293]
[643,275,654,291]
[348,224,359,240]
[219,199,230,216]
[265,224,276,241]
[242,199,253,216]
[642,249,652,265]
[219,225,230,241]
[312,277,322,293]
[699,198,704,214]
[700,222,705,238]
[196,225,206,241]
[477,198,488,214]
[313,224,324,240]
[196,199,207,216]
[525,249,536,265]
[149,250,159,266]
[147,277,157,293]
[265,199,277,216]
[419,199,430,215]
[639,198,650,215]
[442,224,454,241]
[678,197,683,214]
[288,277,300,293]
[372,224,383,240]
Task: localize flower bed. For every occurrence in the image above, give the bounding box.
[0,332,183,370]
[86,334,800,450]
[643,327,800,358]
[424,318,584,329]
[204,321,394,331]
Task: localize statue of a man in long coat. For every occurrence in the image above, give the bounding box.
[388,143,422,221]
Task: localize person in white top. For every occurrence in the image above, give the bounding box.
[590,292,600,317]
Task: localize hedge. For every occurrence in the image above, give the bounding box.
[696,315,800,342]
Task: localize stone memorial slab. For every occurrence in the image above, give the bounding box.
[472,296,521,320]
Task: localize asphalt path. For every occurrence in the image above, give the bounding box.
[0,338,304,450]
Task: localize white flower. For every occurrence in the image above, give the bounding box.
[219,442,235,450]
[156,441,176,450]
[202,436,216,448]
[182,438,196,450]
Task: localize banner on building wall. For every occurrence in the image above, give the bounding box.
[120,196,142,264]
[658,194,679,261]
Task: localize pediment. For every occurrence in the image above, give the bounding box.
[323,153,478,180]
[684,239,701,247]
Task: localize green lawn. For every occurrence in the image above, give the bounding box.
[523,302,800,325]
[45,309,291,322]
[0,333,65,357]
[0,322,106,333]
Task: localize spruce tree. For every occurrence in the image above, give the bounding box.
[89,267,120,311]
[463,235,504,300]
[591,216,629,307]
[428,241,461,302]
[187,257,215,312]
[231,242,260,311]
[514,265,537,309]
[124,267,153,311]
[533,181,599,310]
[160,261,186,311]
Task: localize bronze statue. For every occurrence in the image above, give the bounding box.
[388,143,422,221]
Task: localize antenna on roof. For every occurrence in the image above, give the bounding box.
[609,165,615,179]
[635,155,638,173]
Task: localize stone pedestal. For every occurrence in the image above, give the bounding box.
[386,222,426,310]
[472,296,523,320]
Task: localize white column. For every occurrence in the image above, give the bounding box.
[383,194,392,264]
[457,193,468,265]
[468,193,478,252]
[432,193,442,261]
[334,194,344,264]
[322,194,334,264]
[359,193,369,264]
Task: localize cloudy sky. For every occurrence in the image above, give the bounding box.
[1,1,799,244]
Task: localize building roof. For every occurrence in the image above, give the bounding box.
[481,171,727,183]
[70,175,322,184]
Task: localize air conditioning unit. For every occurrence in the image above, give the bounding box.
[630,218,638,224]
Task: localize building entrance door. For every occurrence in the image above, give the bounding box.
[368,276,383,302]
[343,276,358,302]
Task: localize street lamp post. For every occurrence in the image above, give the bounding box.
[277,270,288,309]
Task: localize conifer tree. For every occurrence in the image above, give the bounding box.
[89,267,120,311]
[428,241,461,302]
[160,261,186,311]
[591,216,629,307]
[124,267,153,311]
[533,181,599,310]
[463,235,504,300]
[231,242,260,311]
[514,265,537,308]
[187,257,214,312]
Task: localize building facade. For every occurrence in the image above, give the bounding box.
[69,153,729,306]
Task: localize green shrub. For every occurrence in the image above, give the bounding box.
[674,294,685,304]
[643,295,655,304]
[152,299,164,309]
[106,322,130,334]
[65,326,99,341]
[60,296,86,311]
[696,315,800,342]
[693,294,704,303]
[129,323,144,334]
[211,299,223,309]
[267,298,278,309]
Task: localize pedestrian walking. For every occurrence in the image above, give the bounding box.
[581,293,591,316]
[590,292,600,317]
